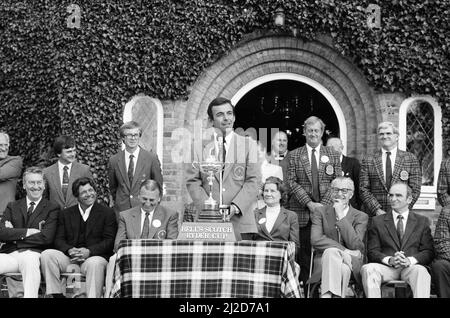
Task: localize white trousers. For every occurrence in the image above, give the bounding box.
[40,249,107,298]
[104,253,117,298]
[0,250,41,298]
[320,248,352,297]
[361,262,430,298]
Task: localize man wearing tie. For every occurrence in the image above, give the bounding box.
[360,121,421,216]
[186,97,259,240]
[44,135,93,210]
[0,167,59,298]
[361,182,434,298]
[287,116,342,287]
[108,121,163,220]
[266,130,290,181]
[326,137,361,209]
[104,179,178,297]
[40,177,117,298]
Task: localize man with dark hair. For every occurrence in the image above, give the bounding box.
[43,135,93,210]
[287,115,342,288]
[186,97,259,240]
[108,121,163,219]
[104,179,178,297]
[0,167,59,298]
[361,182,434,298]
[0,131,23,215]
[40,177,117,298]
[326,137,361,209]
[360,121,421,216]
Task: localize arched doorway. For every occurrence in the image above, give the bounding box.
[234,79,339,151]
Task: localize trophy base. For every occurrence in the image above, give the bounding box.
[197,208,223,223]
[177,222,237,241]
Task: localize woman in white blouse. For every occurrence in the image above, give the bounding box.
[253,176,299,249]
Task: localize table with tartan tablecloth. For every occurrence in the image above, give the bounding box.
[110,240,301,298]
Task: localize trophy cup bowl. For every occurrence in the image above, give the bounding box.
[194,158,227,222]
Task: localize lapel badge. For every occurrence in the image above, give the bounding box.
[156,230,166,239]
[152,219,161,228]
[341,171,345,176]
[400,170,409,181]
[302,156,308,161]
[321,155,329,163]
[233,165,245,180]
[325,164,334,175]
[258,217,266,224]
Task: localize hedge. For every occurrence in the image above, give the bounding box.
[0,0,448,202]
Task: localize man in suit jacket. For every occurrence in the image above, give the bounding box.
[287,116,342,286]
[40,177,117,298]
[361,182,434,298]
[431,205,450,298]
[44,135,93,210]
[186,97,259,240]
[108,121,163,219]
[310,177,368,298]
[326,137,361,209]
[360,121,421,216]
[253,176,299,248]
[104,179,179,297]
[0,131,23,215]
[0,167,59,298]
[437,157,450,207]
[266,130,290,182]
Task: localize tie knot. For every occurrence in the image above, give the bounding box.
[397,214,403,220]
[130,154,134,159]
[386,151,391,156]
[145,212,150,217]
[63,165,68,171]
[30,202,35,206]
[312,148,316,153]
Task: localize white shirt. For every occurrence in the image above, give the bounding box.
[306,144,321,169]
[336,206,349,221]
[78,204,93,222]
[26,197,42,214]
[381,147,397,182]
[265,204,281,233]
[213,131,233,161]
[381,209,417,266]
[140,208,155,233]
[58,161,73,185]
[272,150,288,161]
[125,147,140,176]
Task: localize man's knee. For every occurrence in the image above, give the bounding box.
[432,259,450,273]
[84,256,107,271]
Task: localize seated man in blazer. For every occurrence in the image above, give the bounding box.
[309,176,368,298]
[361,182,434,298]
[253,176,299,248]
[40,177,117,298]
[0,166,59,298]
[44,135,93,210]
[104,179,179,297]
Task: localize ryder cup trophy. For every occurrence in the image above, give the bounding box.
[177,156,236,241]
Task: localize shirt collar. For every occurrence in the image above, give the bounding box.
[26,197,42,208]
[125,147,140,158]
[392,209,409,221]
[306,143,321,153]
[272,150,288,158]
[141,208,155,216]
[58,161,73,171]
[382,146,397,156]
[78,203,94,219]
[266,204,281,213]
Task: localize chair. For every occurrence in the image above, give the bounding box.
[381,280,412,298]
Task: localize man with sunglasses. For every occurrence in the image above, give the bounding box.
[108,121,163,220]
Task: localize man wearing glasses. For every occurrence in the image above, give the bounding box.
[310,177,368,297]
[108,121,163,220]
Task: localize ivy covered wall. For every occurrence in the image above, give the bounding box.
[0,0,448,202]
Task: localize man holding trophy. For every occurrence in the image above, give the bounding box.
[186,97,259,240]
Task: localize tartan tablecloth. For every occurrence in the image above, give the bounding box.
[110,240,301,298]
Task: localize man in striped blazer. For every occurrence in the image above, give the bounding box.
[287,116,342,287]
[360,122,421,217]
[437,157,450,208]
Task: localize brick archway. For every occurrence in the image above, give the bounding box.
[186,34,379,157]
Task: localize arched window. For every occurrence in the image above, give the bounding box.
[399,96,442,209]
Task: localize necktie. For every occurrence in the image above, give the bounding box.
[386,151,392,188]
[27,201,35,224]
[311,148,320,202]
[397,214,404,242]
[62,166,69,199]
[218,137,226,163]
[140,212,150,239]
[128,154,134,185]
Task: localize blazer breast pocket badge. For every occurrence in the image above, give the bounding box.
[232,165,245,181]
[400,170,409,181]
[325,164,334,175]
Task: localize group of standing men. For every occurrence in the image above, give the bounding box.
[1,95,450,298]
